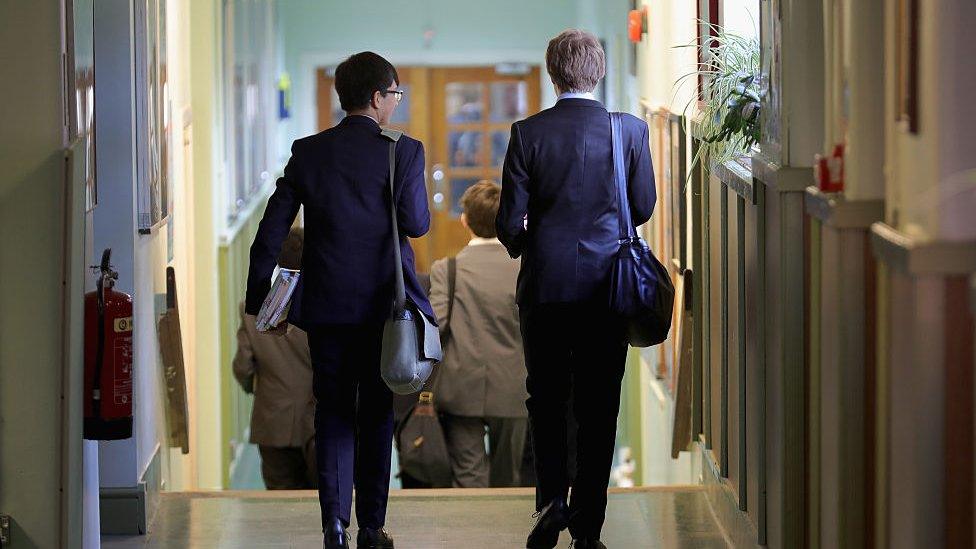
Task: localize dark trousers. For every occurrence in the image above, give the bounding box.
[307,324,394,531]
[519,303,627,539]
[258,439,317,489]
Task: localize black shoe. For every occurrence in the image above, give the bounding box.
[323,516,350,549]
[570,539,607,549]
[357,526,395,548]
[526,498,568,548]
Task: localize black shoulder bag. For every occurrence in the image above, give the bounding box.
[607,112,675,347]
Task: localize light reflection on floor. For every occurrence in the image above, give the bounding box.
[101,487,731,548]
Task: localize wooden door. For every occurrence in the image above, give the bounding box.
[428,67,541,265]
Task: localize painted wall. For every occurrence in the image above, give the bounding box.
[0,2,85,547]
[933,0,976,241]
[92,0,226,498]
[882,0,976,240]
[276,0,611,153]
[188,0,226,490]
[637,0,698,112]
[91,0,203,507]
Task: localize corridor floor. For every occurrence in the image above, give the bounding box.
[101,487,731,548]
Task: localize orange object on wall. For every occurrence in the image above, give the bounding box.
[628,8,647,43]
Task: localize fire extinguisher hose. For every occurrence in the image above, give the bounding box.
[92,271,106,419]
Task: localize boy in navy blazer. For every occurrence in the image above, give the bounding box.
[245,52,429,549]
[497,30,655,549]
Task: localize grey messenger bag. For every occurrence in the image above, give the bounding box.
[379,129,442,394]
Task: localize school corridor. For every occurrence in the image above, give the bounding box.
[2,0,976,548]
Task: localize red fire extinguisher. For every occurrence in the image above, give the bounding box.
[84,249,133,440]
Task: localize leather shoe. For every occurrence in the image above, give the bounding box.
[323,516,350,549]
[357,526,395,548]
[526,497,568,548]
[570,538,607,549]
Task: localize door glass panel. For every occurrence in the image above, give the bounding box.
[491,130,509,167]
[446,82,484,122]
[388,84,411,125]
[449,130,482,167]
[450,178,480,217]
[490,81,528,122]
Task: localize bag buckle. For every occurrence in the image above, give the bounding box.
[418,391,434,403]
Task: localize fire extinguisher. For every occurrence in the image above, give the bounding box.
[84,248,133,440]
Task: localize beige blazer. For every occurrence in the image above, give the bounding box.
[232,303,315,448]
[429,241,528,418]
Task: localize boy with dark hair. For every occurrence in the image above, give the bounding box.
[429,180,529,489]
[334,51,402,112]
[246,50,427,549]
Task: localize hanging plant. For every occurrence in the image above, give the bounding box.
[674,23,762,173]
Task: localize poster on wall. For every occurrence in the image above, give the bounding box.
[136,0,170,233]
[669,113,687,269]
[159,0,171,224]
[67,0,97,211]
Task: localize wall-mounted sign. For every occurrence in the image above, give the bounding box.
[495,62,531,76]
[278,73,291,120]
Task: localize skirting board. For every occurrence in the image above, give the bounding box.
[99,444,161,535]
[698,441,761,548]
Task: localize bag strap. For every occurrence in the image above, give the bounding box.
[610,112,636,242]
[420,256,455,400]
[444,256,457,336]
[381,129,406,313]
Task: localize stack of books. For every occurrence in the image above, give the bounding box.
[256,268,300,332]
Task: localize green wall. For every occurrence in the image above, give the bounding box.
[218,201,268,487]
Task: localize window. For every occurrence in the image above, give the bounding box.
[722,0,759,41]
[222,0,277,226]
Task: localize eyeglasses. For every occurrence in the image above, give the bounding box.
[378,89,405,102]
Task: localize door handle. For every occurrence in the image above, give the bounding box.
[430,163,447,212]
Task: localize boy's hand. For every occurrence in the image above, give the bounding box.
[264,322,289,337]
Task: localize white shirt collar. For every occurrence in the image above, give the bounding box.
[468,237,501,247]
[557,91,596,101]
[346,113,379,123]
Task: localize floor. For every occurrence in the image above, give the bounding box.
[101,487,730,548]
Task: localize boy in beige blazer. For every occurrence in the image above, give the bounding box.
[429,181,529,488]
[233,227,317,489]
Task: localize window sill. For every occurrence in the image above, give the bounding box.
[219,178,277,246]
[712,157,756,204]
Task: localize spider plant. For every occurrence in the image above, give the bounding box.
[673,23,762,174]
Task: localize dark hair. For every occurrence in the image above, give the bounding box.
[334,52,399,112]
[277,227,304,270]
[460,180,501,238]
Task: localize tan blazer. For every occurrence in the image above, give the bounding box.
[232,303,315,448]
[429,241,528,418]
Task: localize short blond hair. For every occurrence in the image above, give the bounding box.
[460,180,501,238]
[546,29,606,93]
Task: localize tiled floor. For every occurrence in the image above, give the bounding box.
[102,487,730,548]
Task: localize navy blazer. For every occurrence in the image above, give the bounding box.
[496,98,655,307]
[245,115,435,327]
